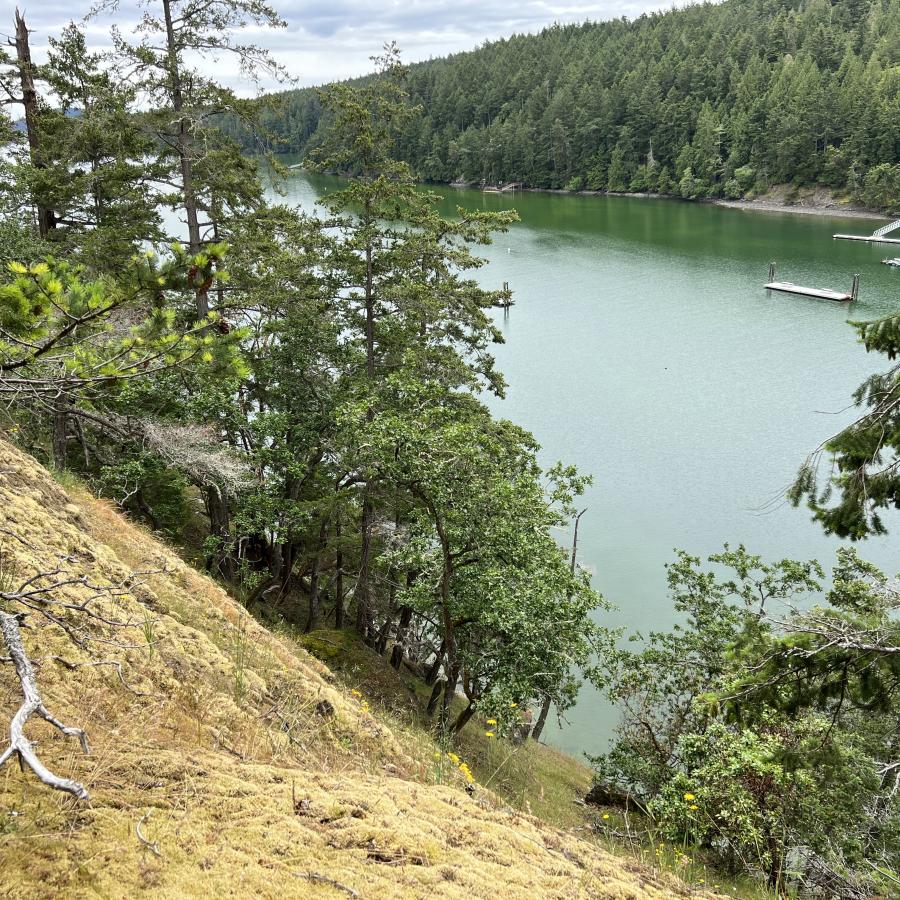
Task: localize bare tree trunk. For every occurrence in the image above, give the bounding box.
[161,0,206,318]
[52,393,68,470]
[353,497,375,643]
[14,11,55,239]
[352,238,377,642]
[0,611,89,799]
[532,508,586,743]
[304,518,329,633]
[334,516,344,629]
[375,540,399,654]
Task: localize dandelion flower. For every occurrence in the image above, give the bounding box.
[485,731,495,738]
[602,814,610,820]
[683,792,696,801]
[448,753,460,764]
[689,804,698,811]
[351,689,361,697]
[486,718,497,725]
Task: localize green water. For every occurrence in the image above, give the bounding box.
[279,172,900,758]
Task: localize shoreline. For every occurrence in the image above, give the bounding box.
[448,180,889,222]
[713,197,886,221]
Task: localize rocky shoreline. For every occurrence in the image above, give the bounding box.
[447,180,888,222]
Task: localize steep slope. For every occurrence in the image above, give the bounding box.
[0,437,700,899]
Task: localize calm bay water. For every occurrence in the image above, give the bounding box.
[278,172,900,757]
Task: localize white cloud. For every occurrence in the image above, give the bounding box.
[11,0,682,91]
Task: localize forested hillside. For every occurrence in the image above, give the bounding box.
[248,0,900,206]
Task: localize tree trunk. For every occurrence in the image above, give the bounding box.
[452,700,476,735]
[14,11,56,239]
[426,679,444,717]
[390,604,414,670]
[334,516,344,629]
[134,490,161,532]
[161,0,206,318]
[351,225,378,642]
[425,639,446,686]
[205,485,234,580]
[439,662,460,733]
[531,695,551,742]
[352,497,375,643]
[51,393,68,470]
[531,508,586,742]
[375,553,399,655]
[304,518,329,633]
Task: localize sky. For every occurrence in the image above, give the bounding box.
[8,0,680,93]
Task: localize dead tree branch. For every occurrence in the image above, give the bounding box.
[0,610,90,799]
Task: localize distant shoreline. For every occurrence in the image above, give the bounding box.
[713,197,886,222]
[448,180,890,223]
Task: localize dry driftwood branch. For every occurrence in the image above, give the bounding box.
[136,809,162,857]
[0,610,90,799]
[0,543,154,800]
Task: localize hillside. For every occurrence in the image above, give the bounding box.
[0,437,703,899]
[241,0,900,207]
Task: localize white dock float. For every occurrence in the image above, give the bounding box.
[834,218,900,243]
[833,233,900,245]
[764,281,852,301]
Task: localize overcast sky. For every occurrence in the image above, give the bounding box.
[9,0,680,92]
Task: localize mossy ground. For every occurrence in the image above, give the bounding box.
[0,437,721,898]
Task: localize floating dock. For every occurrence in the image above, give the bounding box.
[833,233,900,245]
[834,218,900,244]
[764,264,858,302]
[764,281,853,301]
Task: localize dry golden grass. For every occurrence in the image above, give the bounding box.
[0,438,711,899]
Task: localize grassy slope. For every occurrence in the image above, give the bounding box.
[0,437,709,899]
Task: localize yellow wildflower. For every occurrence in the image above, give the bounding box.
[447,753,460,764]
[602,814,610,820]
[509,701,517,708]
[485,731,495,738]
[689,804,698,811]
[683,792,696,801]
[486,718,497,725]
[351,689,361,697]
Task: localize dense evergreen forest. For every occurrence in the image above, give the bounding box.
[2,1,900,895]
[240,0,900,208]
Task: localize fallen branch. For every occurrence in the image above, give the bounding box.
[0,610,90,800]
[292,871,359,896]
[48,656,149,697]
[136,809,162,857]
